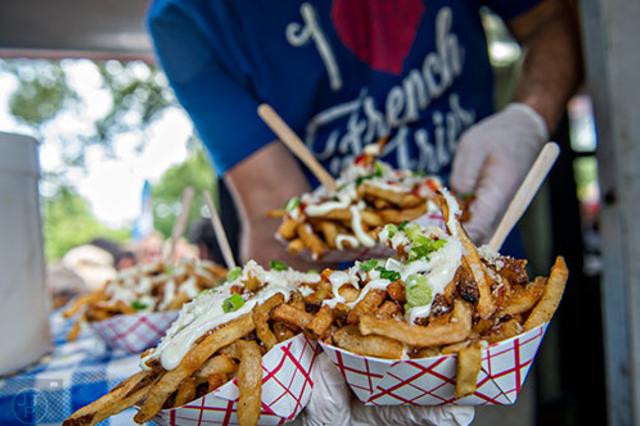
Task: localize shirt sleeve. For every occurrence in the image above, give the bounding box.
[481,0,543,21]
[147,0,274,175]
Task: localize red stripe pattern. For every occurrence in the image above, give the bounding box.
[90,311,179,354]
[320,323,548,406]
[152,334,320,426]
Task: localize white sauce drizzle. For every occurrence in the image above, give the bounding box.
[141,261,319,370]
[158,279,176,311]
[305,199,350,217]
[440,188,461,236]
[179,277,200,299]
[350,206,376,247]
[335,234,360,250]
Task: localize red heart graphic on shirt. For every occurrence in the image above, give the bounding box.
[331,0,425,75]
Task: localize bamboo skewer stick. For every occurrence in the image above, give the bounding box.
[203,190,237,269]
[258,103,337,192]
[165,186,195,263]
[488,142,561,251]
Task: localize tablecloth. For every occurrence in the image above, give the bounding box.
[0,310,142,426]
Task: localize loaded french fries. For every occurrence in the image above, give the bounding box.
[269,147,470,260]
[65,190,567,425]
[63,259,227,340]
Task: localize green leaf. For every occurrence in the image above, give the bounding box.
[222,294,245,313]
[270,260,288,271]
[360,259,379,272]
[227,266,242,282]
[398,221,409,231]
[405,274,433,309]
[284,197,300,212]
[131,300,148,311]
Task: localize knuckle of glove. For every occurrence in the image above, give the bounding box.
[304,354,351,426]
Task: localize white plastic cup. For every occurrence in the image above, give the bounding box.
[0,132,50,375]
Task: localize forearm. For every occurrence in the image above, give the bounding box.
[224,142,311,263]
[510,0,584,132]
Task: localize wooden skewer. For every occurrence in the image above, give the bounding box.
[258,103,337,192]
[203,190,237,269]
[488,142,561,251]
[165,186,195,263]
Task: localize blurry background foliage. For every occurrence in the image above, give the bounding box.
[1,58,214,260]
[151,147,215,239]
[43,187,130,259]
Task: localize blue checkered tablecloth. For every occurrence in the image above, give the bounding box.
[0,310,143,426]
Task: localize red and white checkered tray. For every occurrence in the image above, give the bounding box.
[152,334,320,426]
[320,323,548,406]
[281,212,446,263]
[90,311,179,354]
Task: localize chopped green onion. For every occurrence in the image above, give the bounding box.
[131,300,148,311]
[408,239,447,261]
[404,224,422,241]
[355,162,385,186]
[270,260,288,271]
[385,224,398,238]
[222,294,245,313]
[398,220,409,231]
[227,266,242,282]
[375,266,401,282]
[284,197,300,212]
[405,274,433,309]
[360,259,379,272]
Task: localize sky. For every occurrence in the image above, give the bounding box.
[0,59,193,228]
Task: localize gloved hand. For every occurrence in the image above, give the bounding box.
[450,103,548,244]
[303,353,475,426]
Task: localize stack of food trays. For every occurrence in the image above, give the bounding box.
[63,259,227,353]
[66,189,567,425]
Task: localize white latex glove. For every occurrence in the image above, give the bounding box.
[450,103,548,244]
[303,354,474,426]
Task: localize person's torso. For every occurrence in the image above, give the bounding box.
[185,0,494,181]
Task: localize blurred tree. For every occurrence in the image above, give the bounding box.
[93,61,174,150]
[151,147,216,238]
[43,186,130,260]
[7,60,77,132]
[0,58,215,259]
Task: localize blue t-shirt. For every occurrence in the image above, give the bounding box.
[148,0,540,181]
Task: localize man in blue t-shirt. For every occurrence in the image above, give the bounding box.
[147,1,581,423]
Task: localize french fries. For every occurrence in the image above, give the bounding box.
[309,190,568,401]
[333,325,403,359]
[66,190,570,422]
[456,341,483,398]
[63,259,227,341]
[268,148,460,260]
[65,261,324,426]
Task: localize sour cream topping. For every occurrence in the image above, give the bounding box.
[141,260,320,371]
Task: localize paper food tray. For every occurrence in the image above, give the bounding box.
[152,334,320,426]
[90,310,179,354]
[320,323,548,406]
